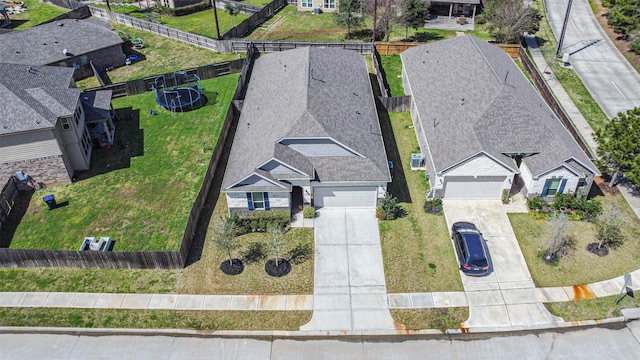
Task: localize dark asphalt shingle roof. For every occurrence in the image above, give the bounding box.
[0,18,122,66]
[400,35,598,178]
[0,63,77,134]
[81,90,113,123]
[222,47,390,192]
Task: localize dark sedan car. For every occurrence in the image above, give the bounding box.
[451,222,491,276]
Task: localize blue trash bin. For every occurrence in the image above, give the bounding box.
[43,194,57,210]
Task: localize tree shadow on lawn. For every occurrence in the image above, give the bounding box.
[0,190,34,248]
[410,31,446,43]
[74,108,144,181]
[376,99,411,203]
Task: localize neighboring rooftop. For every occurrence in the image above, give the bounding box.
[0,63,78,134]
[401,35,598,177]
[0,18,122,66]
[222,47,390,191]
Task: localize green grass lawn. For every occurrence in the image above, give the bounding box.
[91,4,248,39]
[534,1,610,128]
[391,308,468,330]
[6,0,68,30]
[3,75,238,251]
[546,293,640,321]
[76,24,239,89]
[379,55,404,97]
[379,111,463,293]
[0,308,311,330]
[510,194,640,287]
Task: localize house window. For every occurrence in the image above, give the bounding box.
[301,0,312,7]
[323,0,335,9]
[74,106,82,126]
[60,118,71,131]
[247,192,270,210]
[542,178,566,196]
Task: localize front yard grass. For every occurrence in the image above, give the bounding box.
[391,308,468,330]
[534,0,610,129]
[510,194,640,287]
[0,308,311,330]
[4,75,238,251]
[546,293,640,321]
[379,111,463,293]
[75,24,239,89]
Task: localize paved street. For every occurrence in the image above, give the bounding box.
[3,321,640,359]
[300,208,398,331]
[545,0,640,118]
[443,200,562,329]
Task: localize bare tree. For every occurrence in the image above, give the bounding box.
[366,0,402,41]
[484,0,542,43]
[213,217,239,265]
[267,224,286,266]
[543,212,575,262]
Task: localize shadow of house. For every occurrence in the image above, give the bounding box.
[0,190,34,248]
[74,108,144,181]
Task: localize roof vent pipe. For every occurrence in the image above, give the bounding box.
[460,98,465,106]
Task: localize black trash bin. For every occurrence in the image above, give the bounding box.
[43,194,57,210]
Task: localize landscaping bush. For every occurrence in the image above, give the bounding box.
[550,193,602,221]
[231,210,290,234]
[592,207,626,251]
[423,198,443,215]
[302,206,315,219]
[630,32,640,55]
[527,196,549,211]
[377,193,404,220]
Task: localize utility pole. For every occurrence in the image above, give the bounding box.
[556,0,574,57]
[211,0,222,40]
[372,0,377,43]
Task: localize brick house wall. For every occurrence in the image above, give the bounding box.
[0,155,71,187]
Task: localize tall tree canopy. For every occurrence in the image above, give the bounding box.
[400,0,430,40]
[335,0,366,39]
[594,107,640,187]
[483,0,541,43]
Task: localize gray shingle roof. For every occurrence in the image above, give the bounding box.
[0,18,122,66]
[222,47,391,192]
[0,63,77,134]
[81,90,113,123]
[400,35,598,178]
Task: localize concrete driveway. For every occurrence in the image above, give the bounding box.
[300,208,399,331]
[443,200,563,329]
[545,0,640,118]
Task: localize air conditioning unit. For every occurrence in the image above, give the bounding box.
[411,153,424,169]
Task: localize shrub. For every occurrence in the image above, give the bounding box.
[231,210,290,234]
[630,33,640,55]
[550,193,602,220]
[376,206,387,220]
[594,207,626,249]
[378,193,404,220]
[475,14,487,25]
[527,196,548,211]
[501,189,510,204]
[303,206,315,219]
[423,198,443,215]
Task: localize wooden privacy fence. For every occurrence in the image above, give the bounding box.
[518,47,596,159]
[0,177,19,233]
[222,0,288,40]
[0,47,257,269]
[86,59,244,98]
[231,40,374,54]
[379,96,411,112]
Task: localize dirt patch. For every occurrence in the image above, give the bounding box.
[591,0,640,72]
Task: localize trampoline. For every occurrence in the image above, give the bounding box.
[152,72,203,111]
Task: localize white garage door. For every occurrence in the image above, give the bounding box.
[314,186,377,208]
[443,176,506,199]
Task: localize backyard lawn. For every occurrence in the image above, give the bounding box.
[379,111,463,293]
[378,55,404,97]
[76,24,239,89]
[3,75,238,251]
[5,0,67,30]
[510,193,640,287]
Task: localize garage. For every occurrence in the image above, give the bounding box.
[443,176,507,199]
[314,186,378,208]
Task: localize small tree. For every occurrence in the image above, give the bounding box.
[594,207,626,250]
[543,213,575,262]
[400,0,430,40]
[225,2,241,28]
[214,217,239,265]
[335,0,365,39]
[377,193,404,220]
[483,0,542,43]
[595,107,640,187]
[267,224,286,267]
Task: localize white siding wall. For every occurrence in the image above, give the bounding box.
[226,191,290,210]
[528,167,580,196]
[0,130,62,163]
[519,161,534,191]
[298,0,337,12]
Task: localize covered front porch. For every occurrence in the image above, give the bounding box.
[425,0,481,30]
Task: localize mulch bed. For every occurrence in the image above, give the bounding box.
[265,259,291,277]
[587,243,609,256]
[220,259,244,275]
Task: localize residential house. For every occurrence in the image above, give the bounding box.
[298,0,337,13]
[222,47,390,214]
[0,63,115,186]
[0,18,124,80]
[400,35,599,199]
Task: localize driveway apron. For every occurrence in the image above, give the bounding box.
[443,200,563,329]
[300,209,400,331]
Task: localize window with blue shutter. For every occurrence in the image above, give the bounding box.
[558,179,567,194]
[246,193,254,210]
[541,179,551,196]
[264,192,270,210]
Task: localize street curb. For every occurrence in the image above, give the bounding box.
[0,316,628,339]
